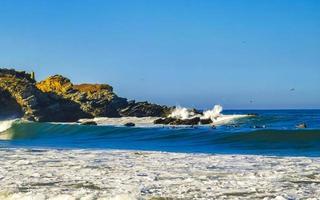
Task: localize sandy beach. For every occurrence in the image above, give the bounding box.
[0,148,319,200]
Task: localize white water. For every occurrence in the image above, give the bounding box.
[168,106,199,120]
[0,148,319,200]
[0,119,17,133]
[210,114,249,125]
[202,105,249,125]
[202,105,223,120]
[79,117,160,127]
[79,105,250,127]
[0,105,248,130]
[168,105,249,125]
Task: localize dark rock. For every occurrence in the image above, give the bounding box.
[36,75,170,118]
[153,117,176,125]
[104,97,128,117]
[169,117,200,125]
[127,100,135,105]
[185,117,201,125]
[200,118,213,125]
[124,122,135,127]
[81,121,97,126]
[36,76,119,117]
[153,118,165,124]
[0,68,175,122]
[120,101,172,117]
[155,117,201,126]
[0,69,90,122]
[0,88,23,118]
[0,69,35,83]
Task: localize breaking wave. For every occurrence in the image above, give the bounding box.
[0,119,18,133]
[1,109,320,156]
[168,105,249,125]
[1,119,320,156]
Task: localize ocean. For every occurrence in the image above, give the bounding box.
[1,109,320,156]
[1,110,320,199]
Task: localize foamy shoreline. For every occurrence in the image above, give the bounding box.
[0,148,319,200]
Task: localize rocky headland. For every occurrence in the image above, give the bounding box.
[0,68,172,122]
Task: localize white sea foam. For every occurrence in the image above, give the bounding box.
[0,148,319,199]
[169,105,225,121]
[79,117,160,127]
[202,104,223,120]
[210,114,249,125]
[0,119,17,133]
[79,105,250,127]
[201,105,249,125]
[169,105,249,125]
[168,106,198,120]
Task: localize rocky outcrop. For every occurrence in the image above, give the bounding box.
[200,118,213,125]
[153,117,176,125]
[154,117,201,125]
[0,69,90,122]
[0,88,23,118]
[119,101,171,117]
[0,68,172,122]
[154,117,214,125]
[36,75,128,117]
[36,75,172,118]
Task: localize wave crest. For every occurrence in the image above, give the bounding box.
[168,105,248,125]
[0,119,17,133]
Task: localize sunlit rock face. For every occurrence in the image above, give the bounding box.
[0,68,172,122]
[36,75,74,95]
[0,69,89,122]
[36,75,126,117]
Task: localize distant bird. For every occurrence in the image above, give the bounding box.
[290,88,295,92]
[249,100,254,104]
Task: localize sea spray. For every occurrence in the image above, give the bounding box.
[202,105,223,121]
[168,105,224,118]
[167,105,248,125]
[168,106,198,120]
[169,105,224,121]
[1,110,320,156]
[79,117,159,127]
[0,119,17,133]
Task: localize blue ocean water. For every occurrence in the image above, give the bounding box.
[1,110,320,157]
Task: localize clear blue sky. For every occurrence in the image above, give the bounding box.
[0,0,319,109]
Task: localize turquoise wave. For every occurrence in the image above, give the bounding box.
[1,120,320,156]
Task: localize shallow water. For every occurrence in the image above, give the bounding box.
[1,148,319,200]
[1,110,320,156]
[1,110,320,199]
